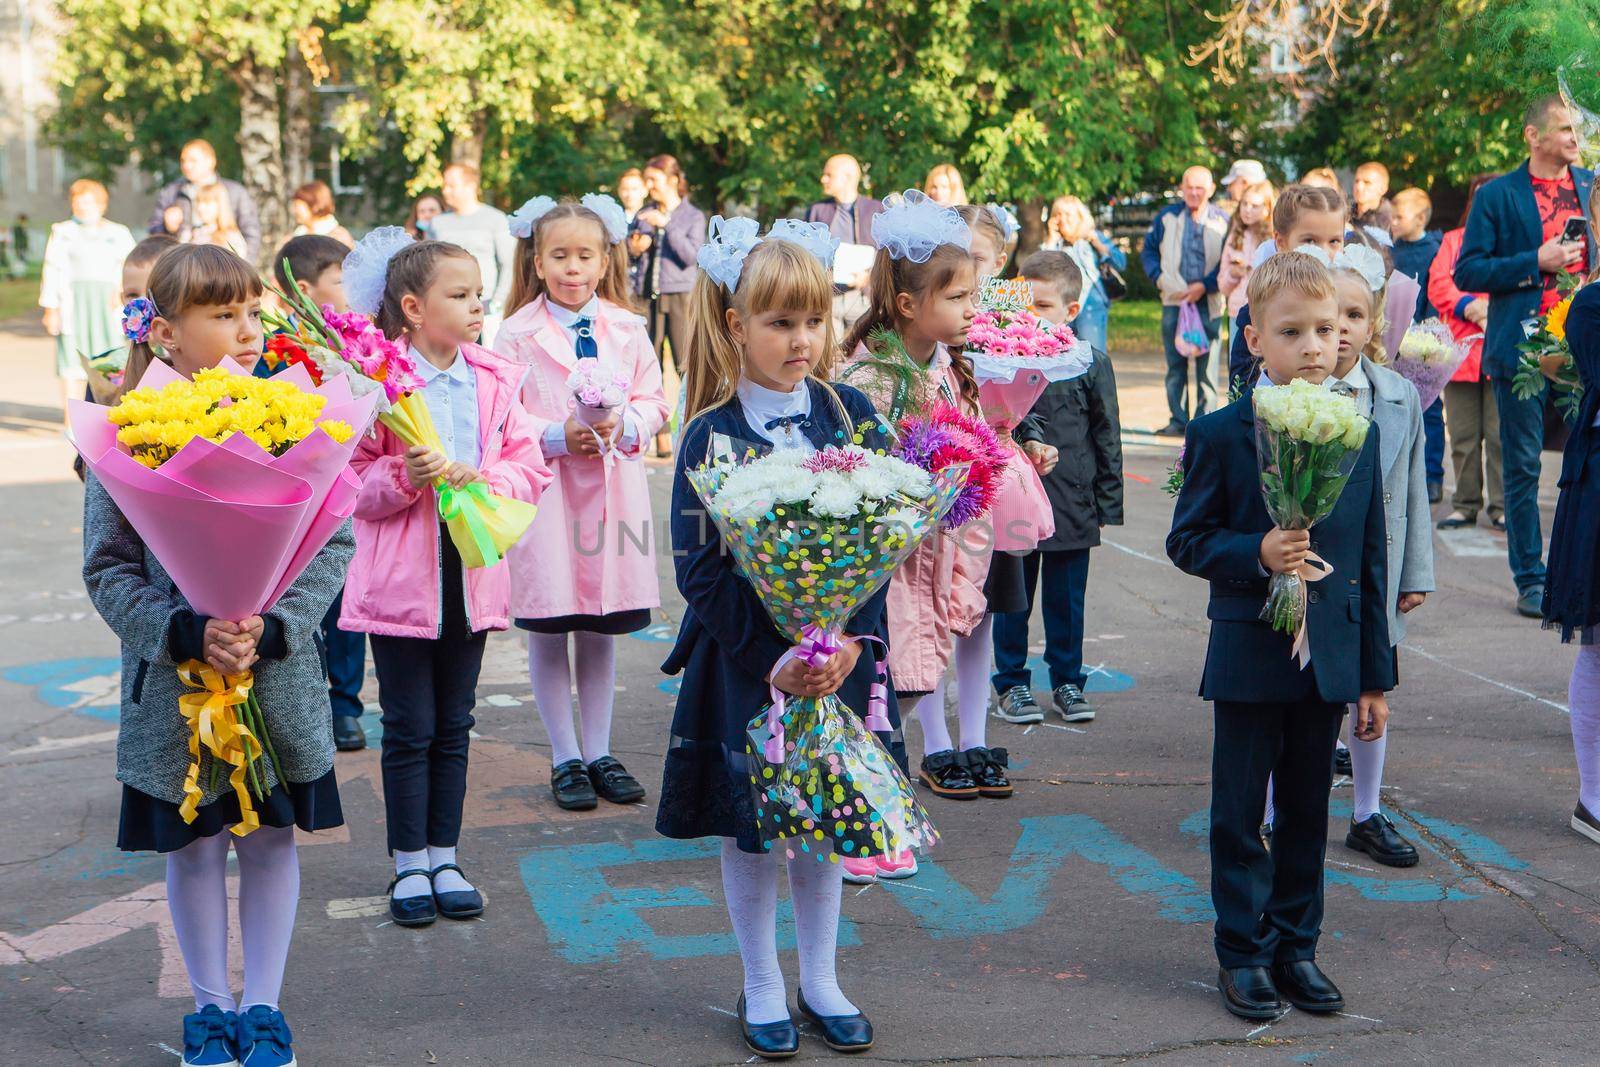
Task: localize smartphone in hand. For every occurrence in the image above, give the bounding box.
[1562,215,1588,244]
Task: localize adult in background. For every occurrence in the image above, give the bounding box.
[289,180,355,248]
[1429,174,1503,533]
[405,192,444,241]
[1220,159,1268,210]
[1456,96,1596,617]
[147,139,262,261]
[1390,186,1446,501]
[1140,165,1229,435]
[636,154,707,382]
[1352,162,1394,234]
[1041,195,1126,352]
[806,153,884,337]
[432,162,515,343]
[39,179,134,413]
[924,163,967,207]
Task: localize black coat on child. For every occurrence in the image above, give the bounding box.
[1015,347,1124,551]
[656,380,907,854]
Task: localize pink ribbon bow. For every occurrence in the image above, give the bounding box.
[764,626,890,764]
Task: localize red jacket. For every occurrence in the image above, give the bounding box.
[1428,227,1488,382]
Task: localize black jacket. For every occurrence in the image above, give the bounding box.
[1015,348,1124,551]
[1166,394,1395,705]
[1545,283,1600,638]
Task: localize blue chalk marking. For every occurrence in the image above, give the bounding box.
[3,657,121,722]
[629,623,677,644]
[657,677,682,697]
[1404,809,1529,872]
[1021,656,1134,694]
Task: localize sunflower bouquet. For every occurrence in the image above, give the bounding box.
[1513,282,1583,422]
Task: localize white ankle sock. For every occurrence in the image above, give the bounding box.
[918,678,952,757]
[573,632,616,764]
[528,633,581,766]
[427,845,473,894]
[721,840,787,1024]
[954,617,993,751]
[787,853,856,1017]
[1349,732,1388,823]
[394,849,431,900]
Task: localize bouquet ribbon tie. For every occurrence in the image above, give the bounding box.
[176,662,263,837]
[437,480,500,564]
[764,626,890,764]
[1289,551,1332,669]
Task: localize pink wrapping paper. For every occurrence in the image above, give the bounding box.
[1381,273,1422,364]
[979,375,1056,553]
[69,358,378,621]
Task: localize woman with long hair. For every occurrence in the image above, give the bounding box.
[1041,195,1126,351]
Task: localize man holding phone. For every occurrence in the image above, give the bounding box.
[1457,96,1596,618]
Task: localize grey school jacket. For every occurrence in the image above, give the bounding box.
[83,473,355,807]
[1364,356,1435,644]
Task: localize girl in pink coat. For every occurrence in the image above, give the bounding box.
[494,195,670,814]
[339,234,552,929]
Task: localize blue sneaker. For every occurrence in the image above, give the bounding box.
[236,1006,296,1067]
[181,1005,238,1067]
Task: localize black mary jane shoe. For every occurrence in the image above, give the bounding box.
[737,994,799,1060]
[961,746,1014,799]
[1271,959,1344,1013]
[387,870,437,927]
[918,750,979,799]
[797,990,873,1053]
[1345,813,1420,868]
[430,863,484,920]
[1333,745,1352,779]
[1218,966,1285,1021]
[333,715,367,752]
[588,755,646,805]
[551,758,599,811]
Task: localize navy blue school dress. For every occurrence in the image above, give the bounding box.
[1544,283,1600,642]
[656,380,907,854]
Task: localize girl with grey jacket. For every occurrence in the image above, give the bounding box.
[83,243,354,1067]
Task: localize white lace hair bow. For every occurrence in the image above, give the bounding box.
[508,196,558,240]
[696,215,763,292]
[872,189,971,262]
[1292,243,1333,268]
[766,218,840,271]
[343,226,417,317]
[1362,224,1394,249]
[988,203,1020,242]
[580,193,630,244]
[1332,244,1387,292]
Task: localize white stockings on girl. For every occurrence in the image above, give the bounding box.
[1569,645,1600,814]
[166,824,299,1012]
[528,631,618,767]
[954,616,995,752]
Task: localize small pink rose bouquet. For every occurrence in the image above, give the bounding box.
[567,363,633,454]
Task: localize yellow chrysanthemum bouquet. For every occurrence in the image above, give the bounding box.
[1513,277,1584,422]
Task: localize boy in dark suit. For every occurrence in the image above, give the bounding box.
[1167,251,1396,1021]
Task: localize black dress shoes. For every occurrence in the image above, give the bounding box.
[333,715,366,751]
[1345,813,1420,867]
[1271,959,1345,1013]
[387,870,436,927]
[1218,966,1285,1021]
[550,758,598,811]
[737,994,799,1059]
[588,755,646,804]
[797,990,873,1052]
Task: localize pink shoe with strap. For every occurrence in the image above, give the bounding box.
[841,855,879,885]
[875,850,919,880]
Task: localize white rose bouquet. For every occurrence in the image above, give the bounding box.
[1252,378,1372,656]
[1392,319,1468,410]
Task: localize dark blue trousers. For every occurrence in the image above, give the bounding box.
[1493,376,1549,594]
[991,548,1090,693]
[321,589,367,720]
[1423,397,1445,484]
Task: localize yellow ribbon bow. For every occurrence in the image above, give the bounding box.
[176,661,264,838]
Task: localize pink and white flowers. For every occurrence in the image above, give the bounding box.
[567,363,631,412]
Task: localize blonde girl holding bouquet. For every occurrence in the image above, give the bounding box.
[337,234,552,930]
[658,218,896,1057]
[84,243,354,1067]
[494,195,669,812]
[840,191,997,857]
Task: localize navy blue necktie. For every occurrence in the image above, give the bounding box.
[764,414,811,435]
[574,318,597,359]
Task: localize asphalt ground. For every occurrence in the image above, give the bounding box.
[4,327,1598,1065]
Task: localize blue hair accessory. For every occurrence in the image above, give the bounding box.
[121,297,158,343]
[766,218,840,271]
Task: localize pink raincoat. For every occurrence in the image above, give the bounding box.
[495,295,670,621]
[340,343,553,639]
[842,343,992,693]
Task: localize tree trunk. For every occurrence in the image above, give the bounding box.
[236,54,288,268]
[450,111,487,170]
[1017,196,1047,260]
[283,42,314,190]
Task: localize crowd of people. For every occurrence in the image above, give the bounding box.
[30,90,1600,1065]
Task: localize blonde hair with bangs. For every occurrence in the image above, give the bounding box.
[1246,250,1337,318]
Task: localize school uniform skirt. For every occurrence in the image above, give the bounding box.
[982,551,1030,615]
[1546,431,1600,644]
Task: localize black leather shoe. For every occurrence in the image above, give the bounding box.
[1427,480,1443,504]
[797,990,873,1052]
[429,863,484,920]
[918,750,979,799]
[961,747,1013,798]
[588,755,646,804]
[1218,966,1284,1020]
[333,715,366,752]
[1271,959,1344,1013]
[387,870,437,927]
[737,993,798,1059]
[551,758,598,811]
[1333,745,1352,778]
[1345,813,1420,867]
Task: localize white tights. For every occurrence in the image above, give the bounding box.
[528,631,617,766]
[920,615,996,756]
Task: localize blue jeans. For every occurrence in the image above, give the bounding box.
[1072,297,1110,354]
[991,548,1091,693]
[1423,397,1445,484]
[322,590,368,720]
[1161,305,1218,427]
[1492,375,1548,594]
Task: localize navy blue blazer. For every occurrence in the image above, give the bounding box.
[1543,284,1600,637]
[1454,161,1596,381]
[1228,304,1254,390]
[1166,393,1396,705]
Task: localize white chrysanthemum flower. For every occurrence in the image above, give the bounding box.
[809,471,863,518]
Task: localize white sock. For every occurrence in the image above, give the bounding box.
[573,632,616,764]
[394,849,431,900]
[428,845,474,894]
[1571,646,1600,814]
[1263,774,1276,829]
[1336,737,1349,755]
[235,825,298,1011]
[721,840,787,1024]
[1349,732,1388,823]
[166,833,236,1012]
[954,616,993,751]
[918,677,952,757]
[787,853,856,1017]
[528,632,580,766]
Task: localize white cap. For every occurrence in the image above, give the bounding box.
[1223,159,1268,187]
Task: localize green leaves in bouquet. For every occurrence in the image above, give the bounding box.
[840,328,932,428]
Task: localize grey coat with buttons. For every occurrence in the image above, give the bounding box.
[1363,356,1435,644]
[83,473,355,807]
